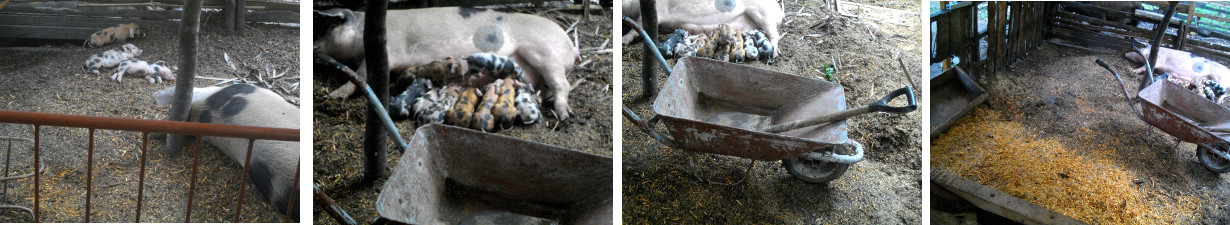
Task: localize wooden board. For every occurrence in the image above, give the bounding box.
[932,170,1087,225]
[930,66,987,139]
[0,25,100,40]
[0,13,171,28]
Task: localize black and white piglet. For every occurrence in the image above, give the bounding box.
[83,44,142,75]
[465,53,522,79]
[112,60,176,83]
[389,78,432,121]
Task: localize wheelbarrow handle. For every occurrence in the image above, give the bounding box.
[622,16,674,75]
[621,106,680,148]
[762,86,918,133]
[315,51,410,152]
[1095,58,1142,116]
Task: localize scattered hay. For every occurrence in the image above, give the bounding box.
[932,107,1201,224]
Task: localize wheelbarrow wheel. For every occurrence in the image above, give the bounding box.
[1197,143,1230,173]
[782,145,852,183]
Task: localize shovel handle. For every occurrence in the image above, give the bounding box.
[762,86,918,133]
[867,86,918,114]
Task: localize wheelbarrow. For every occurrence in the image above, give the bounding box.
[373,124,612,225]
[1097,57,1230,173]
[623,57,917,183]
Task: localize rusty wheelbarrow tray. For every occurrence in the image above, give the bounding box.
[1097,58,1230,173]
[374,124,612,225]
[624,57,916,183]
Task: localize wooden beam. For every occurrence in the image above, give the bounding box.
[242,11,298,24]
[73,0,296,11]
[932,170,1087,225]
[1,5,184,20]
[1141,1,1193,12]
[0,25,97,40]
[0,13,174,28]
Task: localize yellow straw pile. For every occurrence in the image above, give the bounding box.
[932,108,1200,224]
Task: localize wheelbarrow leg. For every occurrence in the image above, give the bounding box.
[1169,137,1182,155]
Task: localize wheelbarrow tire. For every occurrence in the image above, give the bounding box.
[782,146,852,183]
[1197,144,1230,173]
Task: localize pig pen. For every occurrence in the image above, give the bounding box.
[0,20,301,222]
[930,43,1230,224]
[311,6,614,225]
[930,1,1230,224]
[623,0,923,223]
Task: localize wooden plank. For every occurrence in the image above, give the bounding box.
[836,1,919,26]
[1,5,185,20]
[1049,26,1135,50]
[0,25,97,40]
[73,0,298,11]
[932,170,1087,225]
[1010,1,1023,65]
[1142,1,1193,13]
[0,8,294,25]
[243,11,298,24]
[0,13,163,28]
[994,1,1007,73]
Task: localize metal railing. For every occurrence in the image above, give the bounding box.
[0,110,300,222]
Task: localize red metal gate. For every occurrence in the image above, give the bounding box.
[0,110,300,222]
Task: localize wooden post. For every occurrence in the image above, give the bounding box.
[1177,3,1193,50]
[224,0,235,35]
[235,0,245,35]
[168,0,204,153]
[363,0,389,181]
[1149,2,1179,68]
[585,0,592,21]
[641,0,658,96]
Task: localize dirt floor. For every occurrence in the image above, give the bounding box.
[0,18,300,222]
[622,0,924,224]
[930,41,1230,224]
[311,7,614,225]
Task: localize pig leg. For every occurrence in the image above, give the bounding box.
[623,31,640,45]
[1133,66,1147,74]
[327,62,364,99]
[534,61,572,121]
[111,63,128,83]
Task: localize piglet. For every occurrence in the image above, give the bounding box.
[418,86,461,125]
[84,23,146,48]
[389,78,431,121]
[465,53,522,79]
[83,44,142,75]
[446,87,480,128]
[412,89,442,123]
[397,57,463,90]
[472,83,499,132]
[515,85,542,124]
[659,29,689,58]
[492,78,520,130]
[112,60,176,84]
